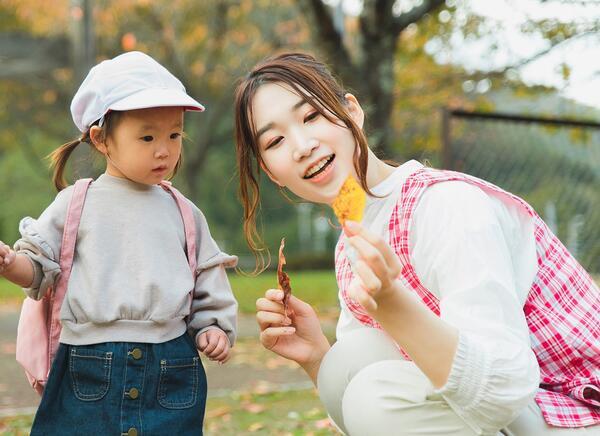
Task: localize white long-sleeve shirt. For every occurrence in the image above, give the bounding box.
[336,160,540,434]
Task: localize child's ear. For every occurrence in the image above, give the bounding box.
[259,161,284,187]
[344,93,365,129]
[89,126,108,155]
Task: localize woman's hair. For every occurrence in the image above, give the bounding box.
[234,52,372,270]
[49,111,182,191]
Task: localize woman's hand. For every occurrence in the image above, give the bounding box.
[256,289,330,383]
[344,220,404,314]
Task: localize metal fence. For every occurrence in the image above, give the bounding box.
[441,109,600,273]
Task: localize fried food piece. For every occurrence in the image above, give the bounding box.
[277,238,292,315]
[331,175,366,225]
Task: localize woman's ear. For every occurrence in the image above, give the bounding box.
[259,160,284,187]
[89,126,107,155]
[344,93,365,129]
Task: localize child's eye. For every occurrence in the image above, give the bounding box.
[170,132,182,140]
[266,137,283,150]
[304,111,319,123]
[141,135,154,142]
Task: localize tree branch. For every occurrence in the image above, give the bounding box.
[295,0,355,75]
[392,0,446,35]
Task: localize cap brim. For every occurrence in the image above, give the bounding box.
[108,88,205,112]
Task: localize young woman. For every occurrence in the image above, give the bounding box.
[233,52,600,435]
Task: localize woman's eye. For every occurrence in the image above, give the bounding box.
[141,135,154,142]
[266,137,283,149]
[170,132,182,140]
[304,112,319,123]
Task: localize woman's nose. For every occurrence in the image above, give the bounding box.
[292,137,319,161]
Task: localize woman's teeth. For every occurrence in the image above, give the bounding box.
[305,155,333,178]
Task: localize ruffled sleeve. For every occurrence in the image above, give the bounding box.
[186,203,238,347]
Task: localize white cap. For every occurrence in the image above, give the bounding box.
[70,51,205,132]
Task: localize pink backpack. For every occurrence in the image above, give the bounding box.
[16,179,197,395]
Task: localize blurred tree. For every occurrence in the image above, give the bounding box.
[297,0,600,157]
[1,0,598,262]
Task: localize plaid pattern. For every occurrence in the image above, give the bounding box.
[335,167,600,427]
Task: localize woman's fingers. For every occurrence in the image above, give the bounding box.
[348,278,378,312]
[345,221,402,277]
[353,260,382,295]
[259,326,296,348]
[256,310,292,330]
[256,296,285,313]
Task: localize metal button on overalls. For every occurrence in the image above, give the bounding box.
[127,427,138,436]
[130,348,142,359]
[127,388,139,399]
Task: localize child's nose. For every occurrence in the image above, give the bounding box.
[154,143,169,158]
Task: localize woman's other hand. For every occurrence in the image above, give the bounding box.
[256,289,330,383]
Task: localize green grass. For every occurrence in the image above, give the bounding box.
[0,389,339,435]
[229,270,339,314]
[0,278,23,305]
[0,271,341,315]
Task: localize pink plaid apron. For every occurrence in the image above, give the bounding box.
[336,167,600,427]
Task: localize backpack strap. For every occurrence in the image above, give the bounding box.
[159,181,198,277]
[48,178,93,358]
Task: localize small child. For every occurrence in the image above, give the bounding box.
[0,51,238,435]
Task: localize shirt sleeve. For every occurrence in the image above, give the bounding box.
[409,181,540,434]
[187,203,239,347]
[13,187,73,300]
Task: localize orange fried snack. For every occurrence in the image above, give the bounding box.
[277,238,292,315]
[331,175,366,225]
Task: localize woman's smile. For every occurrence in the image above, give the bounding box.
[303,154,336,182]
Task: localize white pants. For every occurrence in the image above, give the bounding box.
[317,328,600,436]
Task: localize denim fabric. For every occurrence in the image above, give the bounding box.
[31,333,206,435]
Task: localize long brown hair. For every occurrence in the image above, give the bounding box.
[49,110,182,191]
[234,52,373,271]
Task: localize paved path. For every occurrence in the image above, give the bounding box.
[0,306,337,417]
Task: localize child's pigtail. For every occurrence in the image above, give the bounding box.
[48,130,90,192]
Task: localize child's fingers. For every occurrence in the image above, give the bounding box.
[206,335,227,358]
[256,310,292,331]
[202,333,221,355]
[196,333,208,351]
[212,344,230,362]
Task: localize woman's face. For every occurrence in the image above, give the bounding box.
[251,82,364,205]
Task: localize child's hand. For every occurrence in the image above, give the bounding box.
[0,242,16,275]
[344,220,404,314]
[196,329,231,364]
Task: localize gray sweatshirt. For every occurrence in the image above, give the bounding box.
[14,174,238,346]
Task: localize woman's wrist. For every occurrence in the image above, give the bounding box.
[300,334,331,384]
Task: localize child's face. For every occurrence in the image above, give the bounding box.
[104,107,184,185]
[252,82,361,205]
